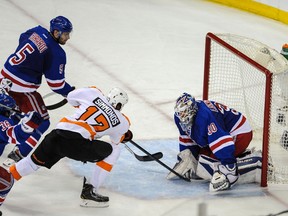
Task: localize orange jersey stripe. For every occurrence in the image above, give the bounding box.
[97,160,113,172]
[122,113,131,126]
[60,117,96,139]
[9,164,22,181]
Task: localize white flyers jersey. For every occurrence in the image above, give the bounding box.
[56,87,130,144]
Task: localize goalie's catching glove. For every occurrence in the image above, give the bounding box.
[209,163,239,192]
[121,130,133,143]
[20,111,43,133]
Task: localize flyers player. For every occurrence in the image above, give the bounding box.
[0,86,132,208]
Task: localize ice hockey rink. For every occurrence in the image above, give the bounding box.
[1,0,288,215]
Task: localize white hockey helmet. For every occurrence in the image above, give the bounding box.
[107,87,128,111]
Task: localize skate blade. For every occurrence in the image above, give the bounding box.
[80,199,109,208]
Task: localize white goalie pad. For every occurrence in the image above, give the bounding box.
[196,148,269,184]
[166,149,198,180]
[237,149,262,184]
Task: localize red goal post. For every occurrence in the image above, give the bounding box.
[203,32,288,187]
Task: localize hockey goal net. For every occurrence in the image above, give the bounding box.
[203,32,288,187]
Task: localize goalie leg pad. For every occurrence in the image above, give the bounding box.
[166,149,198,180]
[196,154,220,180]
[237,153,262,184]
[197,149,273,185]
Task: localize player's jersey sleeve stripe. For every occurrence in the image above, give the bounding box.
[25,136,38,148]
[179,135,197,146]
[6,127,17,144]
[46,78,66,90]
[209,136,234,153]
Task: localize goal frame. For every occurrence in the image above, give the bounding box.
[202,32,273,187]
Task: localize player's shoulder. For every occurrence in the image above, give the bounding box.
[121,113,131,126]
[88,86,102,92]
[81,86,104,95]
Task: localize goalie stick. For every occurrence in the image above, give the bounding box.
[124,143,163,162]
[129,140,191,182]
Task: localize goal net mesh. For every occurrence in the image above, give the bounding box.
[204,33,288,185]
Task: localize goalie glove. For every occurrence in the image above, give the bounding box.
[20,111,43,133]
[209,163,239,192]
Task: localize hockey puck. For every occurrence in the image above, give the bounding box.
[0,210,2,216]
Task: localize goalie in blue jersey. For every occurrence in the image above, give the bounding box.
[0,16,75,166]
[167,93,267,191]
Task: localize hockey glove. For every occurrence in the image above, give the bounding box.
[0,78,12,94]
[209,163,239,192]
[20,111,43,133]
[121,130,133,143]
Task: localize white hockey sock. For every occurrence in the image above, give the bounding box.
[14,156,40,179]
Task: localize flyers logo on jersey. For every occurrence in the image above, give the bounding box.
[93,97,120,127]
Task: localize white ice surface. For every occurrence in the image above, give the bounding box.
[1,0,288,215]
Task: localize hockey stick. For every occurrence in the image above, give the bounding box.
[43,92,67,110]
[0,103,22,115]
[46,99,67,110]
[129,140,191,182]
[124,143,163,162]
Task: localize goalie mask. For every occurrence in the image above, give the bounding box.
[0,94,17,117]
[174,93,198,125]
[107,87,128,111]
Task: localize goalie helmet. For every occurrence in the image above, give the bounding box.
[107,87,128,111]
[0,94,17,117]
[50,16,73,34]
[174,93,198,125]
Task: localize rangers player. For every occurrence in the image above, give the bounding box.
[1,16,75,165]
[167,93,260,191]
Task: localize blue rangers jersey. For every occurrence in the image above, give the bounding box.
[175,100,252,165]
[0,115,32,155]
[1,25,73,96]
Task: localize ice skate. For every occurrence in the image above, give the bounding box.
[3,146,24,168]
[80,177,109,208]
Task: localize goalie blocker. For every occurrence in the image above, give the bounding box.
[166,148,272,191]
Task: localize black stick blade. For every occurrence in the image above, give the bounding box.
[135,152,163,161]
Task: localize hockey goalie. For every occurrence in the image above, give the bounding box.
[166,93,273,191]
